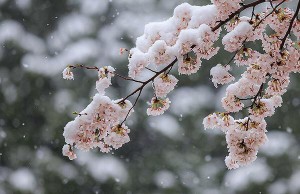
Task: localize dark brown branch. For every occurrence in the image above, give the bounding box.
[269,0,274,9]
[120,89,142,125]
[145,67,159,73]
[238,97,254,101]
[68,64,99,70]
[251,5,256,21]
[114,73,144,83]
[279,0,300,50]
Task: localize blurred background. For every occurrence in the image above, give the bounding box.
[0,0,300,193]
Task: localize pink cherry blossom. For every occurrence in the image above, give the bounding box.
[147,97,171,116]
[62,67,74,80]
[154,74,178,98]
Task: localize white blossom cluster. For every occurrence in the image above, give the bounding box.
[62,66,133,159]
[63,0,300,169]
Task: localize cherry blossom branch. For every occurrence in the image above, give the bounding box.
[119,0,283,121]
[116,59,178,123]
[68,64,144,83]
[246,83,264,130]
[211,0,277,32]
[279,0,300,50]
[251,83,264,108]
[62,0,298,168]
[253,0,286,30]
[224,0,286,67]
[66,0,290,134]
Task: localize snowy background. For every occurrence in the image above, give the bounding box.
[0,0,300,193]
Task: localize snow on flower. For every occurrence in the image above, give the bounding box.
[210,64,235,87]
[96,78,111,95]
[226,77,260,98]
[128,48,150,78]
[222,21,252,52]
[225,129,258,167]
[96,66,115,95]
[212,0,242,21]
[149,40,174,66]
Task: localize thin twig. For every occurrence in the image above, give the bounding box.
[114,73,144,83]
[251,5,256,21]
[145,67,159,73]
[269,0,274,9]
[120,89,142,125]
[226,45,244,66]
[68,64,99,70]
